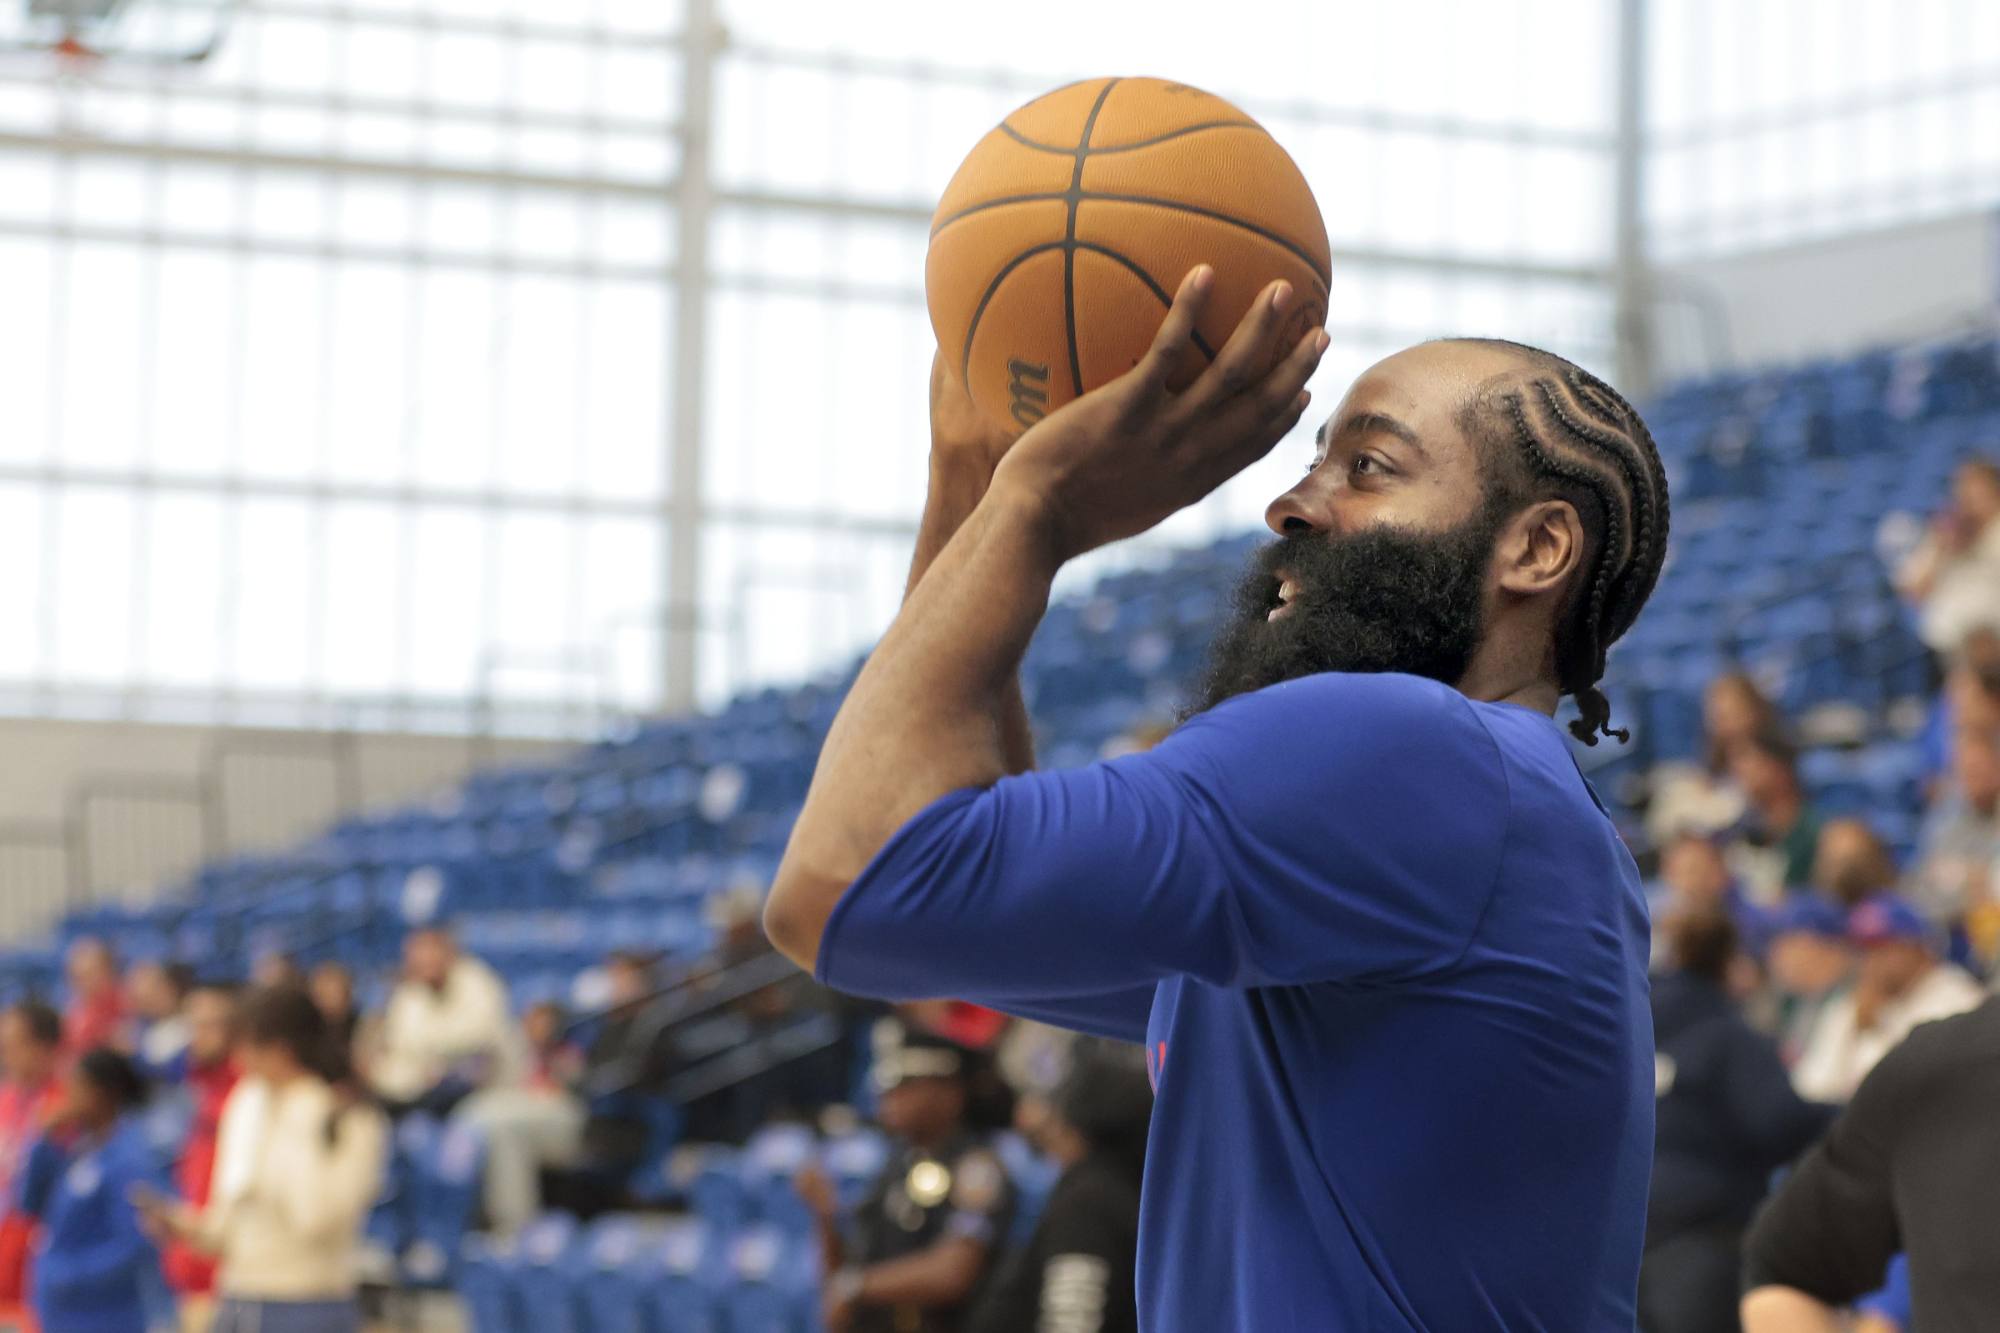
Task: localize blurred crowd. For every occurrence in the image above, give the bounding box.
[0,456,1993,1333]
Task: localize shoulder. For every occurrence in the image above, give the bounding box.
[948,1146,1013,1213]
[1163,673,1503,782]
[1883,995,1999,1076]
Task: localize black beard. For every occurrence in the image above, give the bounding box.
[1186,503,1507,717]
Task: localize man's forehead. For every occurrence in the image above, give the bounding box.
[1317,341,1527,450]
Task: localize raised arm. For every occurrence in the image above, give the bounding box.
[764,267,1325,971]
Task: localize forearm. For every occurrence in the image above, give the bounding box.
[1741,1286,1842,1333]
[853,1237,986,1309]
[767,482,1061,967]
[813,1213,846,1275]
[906,450,1035,776]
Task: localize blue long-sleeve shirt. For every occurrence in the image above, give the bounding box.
[18,1119,169,1333]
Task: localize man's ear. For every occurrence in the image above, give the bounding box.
[1495,499,1585,598]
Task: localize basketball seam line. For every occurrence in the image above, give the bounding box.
[1065,79,1121,400]
[959,241,1068,393]
[1072,241,1220,364]
[933,188,1333,291]
[996,118,1263,157]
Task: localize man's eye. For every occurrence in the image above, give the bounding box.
[1352,454,1389,477]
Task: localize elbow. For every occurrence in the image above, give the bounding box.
[763,871,831,974]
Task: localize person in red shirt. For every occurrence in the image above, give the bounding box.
[160,984,241,1321]
[0,1000,65,1309]
[62,937,128,1058]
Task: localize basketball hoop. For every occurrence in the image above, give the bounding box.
[47,32,104,130]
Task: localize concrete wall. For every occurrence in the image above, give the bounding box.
[0,716,567,942]
[1655,211,2000,381]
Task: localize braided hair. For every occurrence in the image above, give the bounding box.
[1450,340,1671,746]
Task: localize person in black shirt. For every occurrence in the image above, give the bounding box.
[1742,996,2000,1332]
[1641,908,1834,1333]
[799,1018,1015,1333]
[971,1041,1150,1333]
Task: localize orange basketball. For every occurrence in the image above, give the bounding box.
[926,76,1332,436]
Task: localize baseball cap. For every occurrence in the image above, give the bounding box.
[1846,893,1933,948]
[1769,893,1849,940]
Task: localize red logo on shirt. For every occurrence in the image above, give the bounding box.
[1145,1041,1168,1090]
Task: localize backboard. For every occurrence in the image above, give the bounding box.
[1,0,239,65]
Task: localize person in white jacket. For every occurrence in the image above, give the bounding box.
[1791,894,1985,1104]
[369,926,517,1115]
[137,985,388,1333]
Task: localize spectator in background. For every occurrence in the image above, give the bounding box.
[1905,725,1999,931]
[1729,728,1825,901]
[1896,456,2000,654]
[138,986,388,1333]
[970,1042,1150,1333]
[369,925,514,1117]
[1792,895,1984,1103]
[797,1019,1015,1333]
[307,963,362,1067]
[1640,909,1833,1333]
[1811,819,1900,911]
[127,962,195,1082]
[1647,671,1785,846]
[250,954,303,992]
[1917,629,2000,796]
[0,1001,65,1311]
[1653,833,1771,970]
[64,938,129,1058]
[456,1001,586,1238]
[18,1048,169,1333]
[1764,896,1855,1067]
[1741,998,2000,1332]
[160,984,241,1324]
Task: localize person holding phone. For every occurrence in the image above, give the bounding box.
[134,987,387,1333]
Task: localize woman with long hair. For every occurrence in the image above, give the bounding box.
[136,986,386,1333]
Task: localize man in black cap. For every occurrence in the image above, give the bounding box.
[798,1016,1016,1333]
[971,1040,1150,1333]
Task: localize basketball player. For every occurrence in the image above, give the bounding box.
[766,267,1670,1329]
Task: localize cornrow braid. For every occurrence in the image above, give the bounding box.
[1451,340,1671,746]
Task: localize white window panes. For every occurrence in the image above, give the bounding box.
[496,273,583,496]
[152,251,235,478]
[164,93,238,149]
[238,256,324,482]
[512,126,591,177]
[581,279,668,502]
[70,158,151,229]
[595,199,673,270]
[323,501,402,694]
[0,151,55,224]
[506,192,586,265]
[1521,148,1608,263]
[143,493,225,687]
[599,46,677,126]
[0,486,43,678]
[60,242,147,471]
[52,489,137,684]
[835,219,925,297]
[410,270,498,490]
[833,74,922,200]
[1855,105,1900,202]
[0,238,53,465]
[1376,132,1449,255]
[254,105,337,157]
[251,13,337,99]
[602,132,677,183]
[1302,125,1378,253]
[232,497,312,690]
[1443,0,1523,130]
[518,38,594,118]
[249,174,329,245]
[422,185,504,262]
[1971,87,2000,180]
[409,507,486,695]
[160,164,236,236]
[1911,97,1957,199]
[598,0,682,38]
[343,22,425,103]
[916,82,1020,199]
[1854,0,1904,96]
[738,63,839,196]
[1974,0,2000,72]
[428,31,508,116]
[428,121,505,173]
[491,511,575,661]
[823,301,930,521]
[0,82,55,137]
[336,180,418,249]
[1647,0,1696,134]
[1518,0,1609,135]
[1376,271,1448,339]
[580,518,663,709]
[341,111,420,163]
[326,261,413,487]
